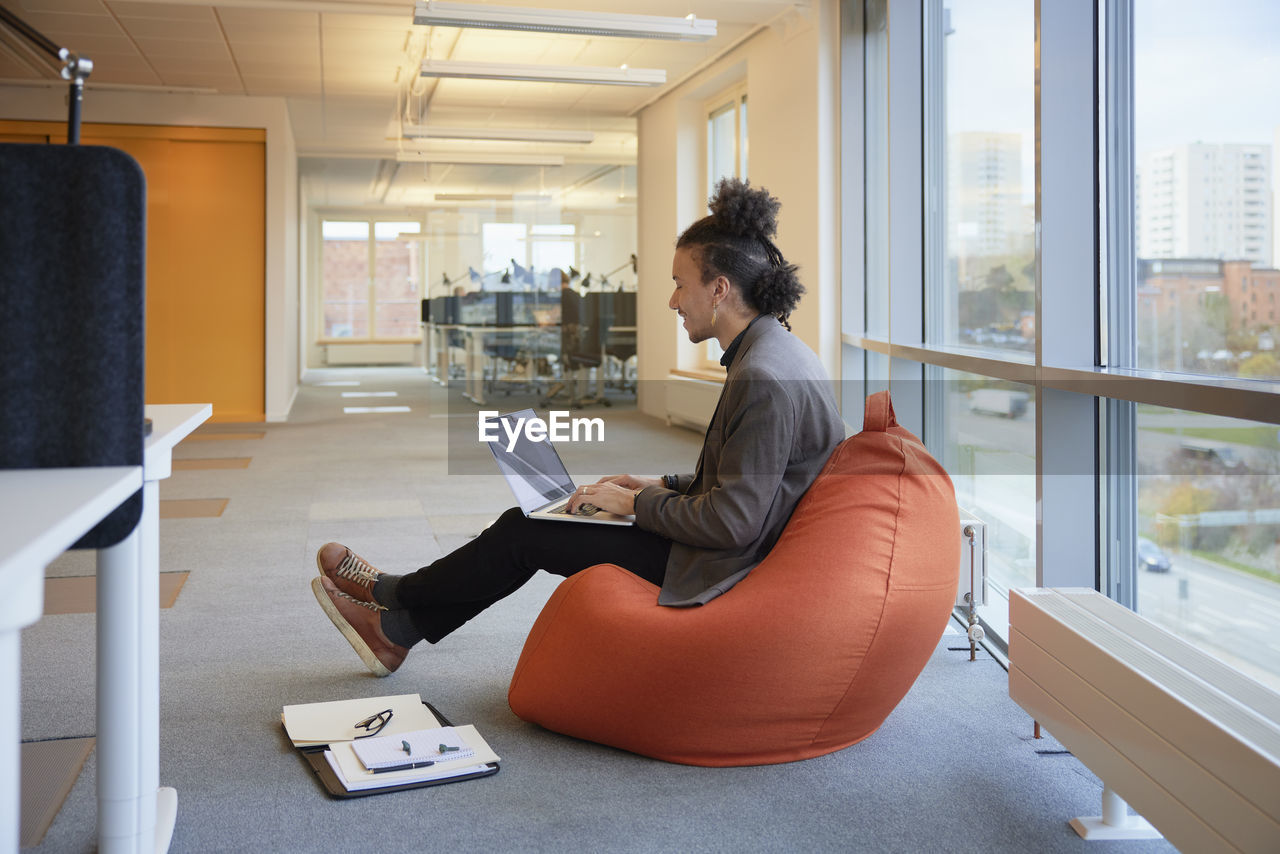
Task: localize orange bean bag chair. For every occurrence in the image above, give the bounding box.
[507,391,960,766]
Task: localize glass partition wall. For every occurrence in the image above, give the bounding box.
[843,0,1280,690]
[310,164,638,369]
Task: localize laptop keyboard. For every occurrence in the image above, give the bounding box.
[550,501,600,516]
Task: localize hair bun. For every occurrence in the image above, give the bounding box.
[751,262,804,326]
[709,178,780,242]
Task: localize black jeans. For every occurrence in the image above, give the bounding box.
[396,507,671,643]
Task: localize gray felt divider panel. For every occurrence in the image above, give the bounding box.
[0,143,145,547]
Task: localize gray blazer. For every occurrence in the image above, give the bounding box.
[635,316,845,606]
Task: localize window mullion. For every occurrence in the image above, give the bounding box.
[1103,0,1141,609]
[885,0,925,435]
[1036,0,1099,589]
[367,218,377,341]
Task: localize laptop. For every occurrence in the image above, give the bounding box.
[484,409,635,526]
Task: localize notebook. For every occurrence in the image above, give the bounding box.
[282,694,499,798]
[328,725,497,792]
[484,409,635,526]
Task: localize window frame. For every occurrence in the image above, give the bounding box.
[314,213,425,344]
[842,0,1280,650]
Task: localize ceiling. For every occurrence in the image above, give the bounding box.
[1,0,798,208]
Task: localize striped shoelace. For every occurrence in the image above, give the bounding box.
[335,551,380,591]
[333,587,383,612]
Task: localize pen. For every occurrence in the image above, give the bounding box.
[372,760,435,774]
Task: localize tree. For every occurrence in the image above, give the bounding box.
[985,263,1014,291]
[1239,352,1280,380]
[1202,292,1230,341]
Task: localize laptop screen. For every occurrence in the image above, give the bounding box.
[484,410,576,513]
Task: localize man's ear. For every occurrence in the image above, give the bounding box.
[713,275,732,301]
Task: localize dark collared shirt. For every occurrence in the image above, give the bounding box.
[719,314,769,369]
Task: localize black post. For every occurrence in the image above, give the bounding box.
[61,53,92,144]
[67,74,84,144]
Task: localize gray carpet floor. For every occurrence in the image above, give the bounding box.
[22,367,1176,853]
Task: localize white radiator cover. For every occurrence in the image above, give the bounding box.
[325,342,416,365]
[1009,587,1280,852]
[664,375,721,431]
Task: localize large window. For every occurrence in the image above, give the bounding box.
[320,218,422,339]
[940,371,1036,637]
[1134,405,1280,690]
[696,86,749,369]
[707,89,748,201]
[927,0,1035,354]
[321,220,370,338]
[1125,0,1280,690]
[863,0,889,339]
[843,0,1280,684]
[1132,0,1278,381]
[480,222,576,289]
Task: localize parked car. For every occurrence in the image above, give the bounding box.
[1178,438,1247,474]
[1138,537,1172,573]
[969,388,1029,418]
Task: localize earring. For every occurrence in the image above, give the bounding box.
[711,302,718,328]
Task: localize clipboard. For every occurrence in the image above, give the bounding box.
[290,700,500,799]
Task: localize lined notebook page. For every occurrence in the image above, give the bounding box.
[351,726,475,770]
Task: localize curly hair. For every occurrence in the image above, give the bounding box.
[676,178,805,329]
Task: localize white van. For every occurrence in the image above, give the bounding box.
[969,388,1029,418]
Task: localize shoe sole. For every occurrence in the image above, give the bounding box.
[310,577,392,678]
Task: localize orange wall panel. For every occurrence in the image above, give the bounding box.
[2,122,267,421]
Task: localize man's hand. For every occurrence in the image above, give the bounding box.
[565,475,659,516]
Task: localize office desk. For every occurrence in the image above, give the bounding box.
[0,465,142,854]
[425,323,463,386]
[458,325,550,405]
[1,403,210,854]
[99,403,210,853]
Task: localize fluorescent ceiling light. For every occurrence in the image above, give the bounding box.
[413,0,715,41]
[395,150,565,166]
[402,124,595,144]
[420,59,665,87]
[434,192,552,202]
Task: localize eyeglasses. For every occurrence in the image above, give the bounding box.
[353,709,393,739]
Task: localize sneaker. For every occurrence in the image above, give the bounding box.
[316,542,382,607]
[311,576,408,677]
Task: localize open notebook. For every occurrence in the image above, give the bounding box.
[282,693,500,797]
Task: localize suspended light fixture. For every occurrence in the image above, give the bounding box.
[395,150,565,166]
[402,124,595,144]
[412,0,716,41]
[420,59,665,87]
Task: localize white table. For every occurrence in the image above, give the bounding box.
[97,403,210,854]
[0,402,210,854]
[0,465,142,853]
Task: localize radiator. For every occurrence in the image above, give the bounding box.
[664,375,721,431]
[1009,587,1280,849]
[957,512,987,609]
[325,342,416,365]
[955,513,989,652]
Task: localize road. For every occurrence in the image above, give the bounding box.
[946,401,1280,692]
[947,396,1274,478]
[1135,551,1280,692]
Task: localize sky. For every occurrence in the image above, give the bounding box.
[1134,0,1280,153]
[941,0,1280,152]
[938,0,1280,211]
